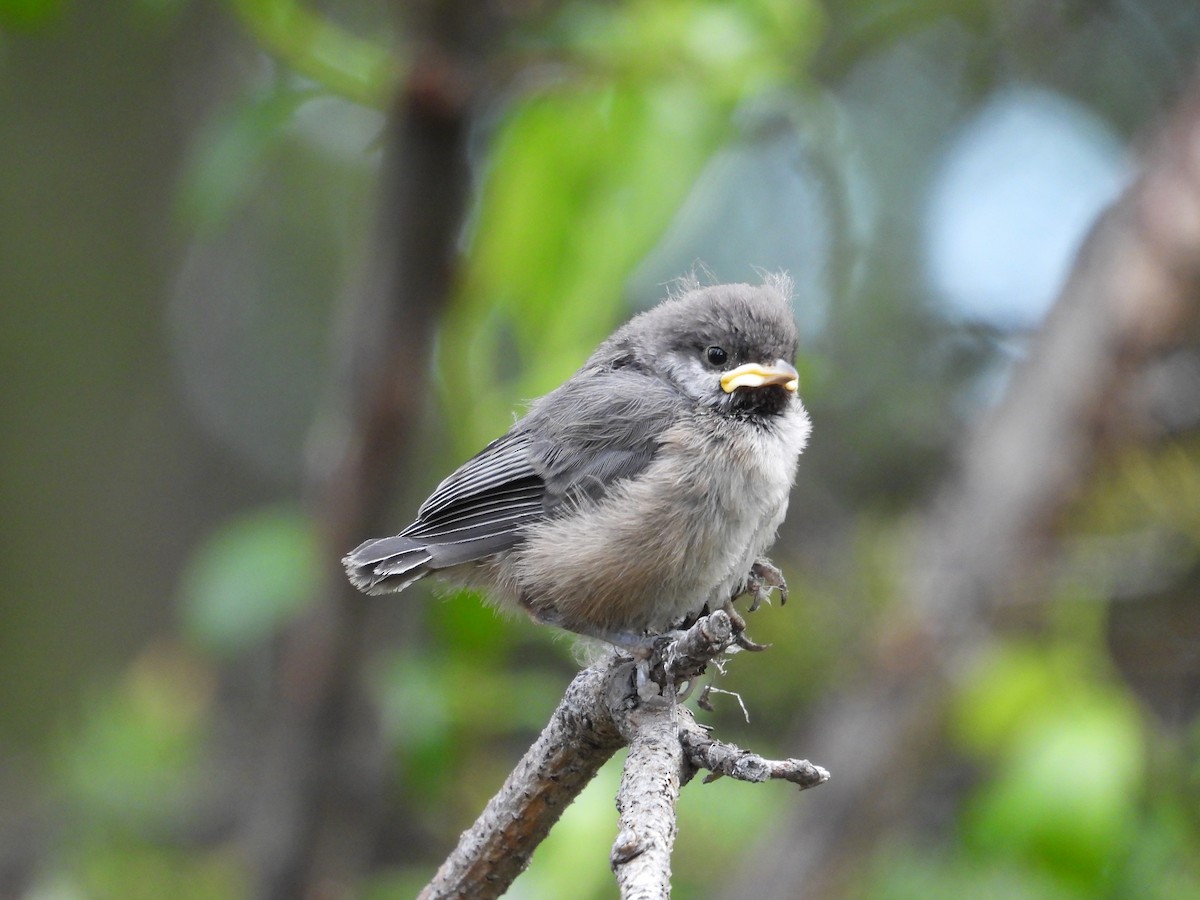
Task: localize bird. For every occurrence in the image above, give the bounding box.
[343,275,812,650]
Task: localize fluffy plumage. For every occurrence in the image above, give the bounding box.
[344,276,811,646]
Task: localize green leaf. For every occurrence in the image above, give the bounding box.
[226,0,399,108]
[180,504,319,655]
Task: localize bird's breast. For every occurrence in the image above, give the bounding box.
[508,403,809,635]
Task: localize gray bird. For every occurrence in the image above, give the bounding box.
[344,275,811,649]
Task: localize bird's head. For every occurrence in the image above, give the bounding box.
[600,276,802,419]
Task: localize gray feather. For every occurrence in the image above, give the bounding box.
[343,370,681,593]
[343,535,431,594]
[524,367,685,514]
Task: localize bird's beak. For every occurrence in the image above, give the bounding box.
[721,361,799,394]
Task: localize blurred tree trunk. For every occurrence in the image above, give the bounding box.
[720,64,1200,900]
[239,4,507,895]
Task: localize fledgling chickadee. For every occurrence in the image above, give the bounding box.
[344,275,811,649]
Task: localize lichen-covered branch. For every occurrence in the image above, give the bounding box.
[610,703,683,900]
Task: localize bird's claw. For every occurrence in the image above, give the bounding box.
[733,630,770,652]
[723,604,769,652]
[739,558,789,612]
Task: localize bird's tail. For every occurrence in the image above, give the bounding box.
[343,535,432,595]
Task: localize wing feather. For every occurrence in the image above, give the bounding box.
[525,367,686,515]
[417,433,538,518]
[345,367,687,594]
[404,480,544,542]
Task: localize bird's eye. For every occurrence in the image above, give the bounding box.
[704,345,728,367]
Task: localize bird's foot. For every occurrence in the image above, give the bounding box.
[629,631,693,705]
[736,558,789,613]
[723,603,769,652]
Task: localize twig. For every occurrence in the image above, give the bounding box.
[679,726,830,790]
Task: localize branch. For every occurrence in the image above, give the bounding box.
[419,663,625,900]
[421,610,829,898]
[610,703,683,899]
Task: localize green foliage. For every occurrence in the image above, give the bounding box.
[860,601,1200,899]
[45,644,246,898]
[63,840,244,900]
[950,632,1148,893]
[560,0,823,101]
[864,847,1085,900]
[179,504,320,656]
[57,644,211,821]
[130,0,192,23]
[442,0,825,449]
[225,0,398,107]
[427,587,522,665]
[361,868,438,900]
[965,682,1142,883]
[865,810,1200,900]
[0,0,67,30]
[372,637,568,822]
[1115,793,1200,899]
[374,646,564,751]
[1082,441,1200,546]
[862,446,1200,900]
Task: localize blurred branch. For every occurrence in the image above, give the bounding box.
[721,64,1200,900]
[227,0,401,107]
[239,11,489,898]
[420,611,828,899]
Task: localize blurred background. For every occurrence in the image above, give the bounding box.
[3,0,1200,897]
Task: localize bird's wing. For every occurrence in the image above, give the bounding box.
[404,430,545,561]
[526,367,687,515]
[344,431,543,592]
[408,367,683,549]
[414,367,683,536]
[345,368,684,593]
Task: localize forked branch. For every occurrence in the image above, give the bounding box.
[419,610,829,899]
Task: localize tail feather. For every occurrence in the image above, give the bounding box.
[343,535,432,595]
